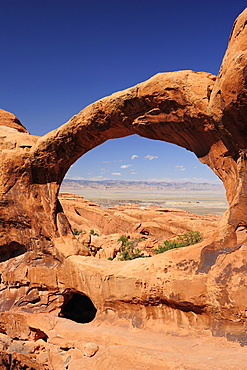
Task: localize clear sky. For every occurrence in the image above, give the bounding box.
[1,1,246,183]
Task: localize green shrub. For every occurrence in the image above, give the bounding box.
[73,229,82,236]
[153,240,185,254]
[177,230,203,246]
[153,231,203,255]
[118,235,145,261]
[131,248,143,259]
[119,247,132,261]
[90,229,99,236]
[119,246,144,261]
[118,235,129,246]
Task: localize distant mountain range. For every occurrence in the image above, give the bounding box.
[61,179,224,191]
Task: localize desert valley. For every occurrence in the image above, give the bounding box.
[61,179,227,215]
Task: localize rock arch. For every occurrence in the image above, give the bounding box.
[0,72,237,261]
[1,8,247,262]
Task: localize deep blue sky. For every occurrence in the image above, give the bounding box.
[1,1,246,183]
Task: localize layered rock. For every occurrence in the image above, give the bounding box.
[0,8,247,370]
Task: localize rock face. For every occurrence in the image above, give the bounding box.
[0,8,247,370]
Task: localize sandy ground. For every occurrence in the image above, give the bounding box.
[53,317,247,369]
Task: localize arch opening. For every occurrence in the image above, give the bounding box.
[61,135,227,216]
[59,291,97,323]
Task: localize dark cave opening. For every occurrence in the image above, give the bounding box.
[0,242,27,263]
[60,292,97,323]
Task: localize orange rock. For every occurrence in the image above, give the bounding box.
[83,342,99,357]
[0,109,28,133]
[208,7,247,244]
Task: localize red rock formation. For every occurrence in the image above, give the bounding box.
[209,9,247,245]
[0,8,247,370]
[0,109,28,133]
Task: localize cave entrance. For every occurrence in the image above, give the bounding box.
[60,291,97,323]
[0,242,27,263]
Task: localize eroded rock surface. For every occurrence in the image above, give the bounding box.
[0,8,247,370]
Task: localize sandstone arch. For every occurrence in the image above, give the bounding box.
[0,70,238,259]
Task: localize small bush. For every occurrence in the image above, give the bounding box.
[131,248,143,259]
[90,229,99,236]
[153,231,203,255]
[119,246,144,261]
[119,247,132,261]
[177,230,203,246]
[153,240,185,254]
[118,235,145,261]
[118,235,129,246]
[73,229,82,236]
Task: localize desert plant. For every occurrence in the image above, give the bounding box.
[177,230,203,246]
[119,246,132,261]
[119,245,144,261]
[153,240,184,254]
[118,235,145,261]
[153,231,203,255]
[118,235,129,246]
[72,229,82,236]
[131,248,143,259]
[90,229,99,236]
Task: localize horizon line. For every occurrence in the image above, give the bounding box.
[63,178,224,186]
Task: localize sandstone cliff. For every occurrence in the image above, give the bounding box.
[0,8,247,370]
